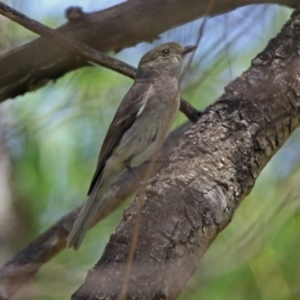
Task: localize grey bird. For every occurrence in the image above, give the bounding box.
[67,42,196,250]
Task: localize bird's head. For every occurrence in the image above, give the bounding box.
[136,42,197,79]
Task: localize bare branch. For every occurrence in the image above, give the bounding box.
[0,0,297,102]
[0,2,135,78]
[0,122,191,300]
[0,2,200,123]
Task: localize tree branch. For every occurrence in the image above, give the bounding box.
[0,2,200,123]
[0,122,191,300]
[71,7,300,300]
[0,2,136,78]
[0,0,297,102]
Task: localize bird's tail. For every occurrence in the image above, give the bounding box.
[67,175,114,250]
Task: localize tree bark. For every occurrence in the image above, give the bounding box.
[0,123,191,300]
[71,7,300,300]
[0,0,297,102]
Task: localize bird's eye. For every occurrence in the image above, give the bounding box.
[162,49,170,55]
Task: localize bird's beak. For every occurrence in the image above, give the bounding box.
[182,45,197,55]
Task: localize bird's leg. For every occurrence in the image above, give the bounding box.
[125,165,144,185]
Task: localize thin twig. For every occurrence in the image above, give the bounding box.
[180,18,208,83]
[0,2,201,123]
[119,99,176,299]
[0,2,136,78]
[179,0,215,82]
[119,151,162,299]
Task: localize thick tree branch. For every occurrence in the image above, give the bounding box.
[71,7,300,300]
[0,0,297,102]
[0,123,191,300]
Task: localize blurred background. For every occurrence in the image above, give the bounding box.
[0,0,299,299]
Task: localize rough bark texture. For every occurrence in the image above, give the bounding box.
[0,123,191,300]
[71,8,300,300]
[0,0,297,102]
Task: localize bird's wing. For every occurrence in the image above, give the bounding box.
[87,81,151,195]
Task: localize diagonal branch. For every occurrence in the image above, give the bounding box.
[0,2,135,78]
[0,0,297,102]
[71,7,300,300]
[0,122,191,300]
[0,2,201,123]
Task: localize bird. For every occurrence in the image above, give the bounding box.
[67,42,197,250]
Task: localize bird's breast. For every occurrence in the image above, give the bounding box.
[113,77,180,168]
